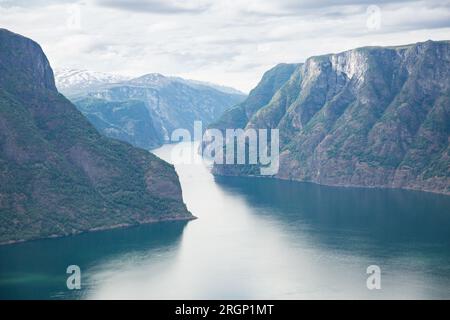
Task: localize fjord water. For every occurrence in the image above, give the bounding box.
[1,142,450,299]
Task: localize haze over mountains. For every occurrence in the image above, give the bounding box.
[55,69,246,149]
[0,29,193,244]
[211,40,450,195]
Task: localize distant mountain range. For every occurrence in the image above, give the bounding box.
[55,69,245,96]
[0,29,193,244]
[211,40,450,195]
[54,68,130,93]
[55,69,246,149]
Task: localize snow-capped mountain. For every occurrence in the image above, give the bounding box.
[55,68,246,149]
[55,68,246,96]
[54,68,130,94]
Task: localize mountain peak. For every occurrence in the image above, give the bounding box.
[0,28,56,93]
[54,68,130,94]
[0,30,193,244]
[127,73,172,87]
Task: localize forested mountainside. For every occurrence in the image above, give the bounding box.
[211,40,450,195]
[0,29,193,244]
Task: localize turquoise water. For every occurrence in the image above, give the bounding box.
[1,142,450,299]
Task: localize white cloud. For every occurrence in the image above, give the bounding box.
[1,0,449,92]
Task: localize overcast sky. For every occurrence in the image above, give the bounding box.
[1,0,450,92]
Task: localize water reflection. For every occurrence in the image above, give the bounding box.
[0,221,188,299]
[214,176,450,244]
[1,142,450,299]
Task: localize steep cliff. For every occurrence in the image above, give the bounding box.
[0,29,193,244]
[212,40,450,195]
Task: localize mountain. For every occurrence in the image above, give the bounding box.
[172,77,246,96]
[55,70,246,149]
[211,40,450,195]
[0,29,193,245]
[209,63,299,131]
[54,68,130,95]
[55,69,245,96]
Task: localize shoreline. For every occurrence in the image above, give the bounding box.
[0,214,197,247]
[212,172,450,197]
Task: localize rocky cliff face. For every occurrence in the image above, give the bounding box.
[209,63,298,131]
[0,29,193,244]
[212,40,450,195]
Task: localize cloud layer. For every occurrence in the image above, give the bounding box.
[1,0,449,91]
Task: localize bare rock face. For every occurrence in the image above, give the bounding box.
[212,40,450,195]
[0,29,193,244]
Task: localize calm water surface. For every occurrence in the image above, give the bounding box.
[1,142,450,299]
